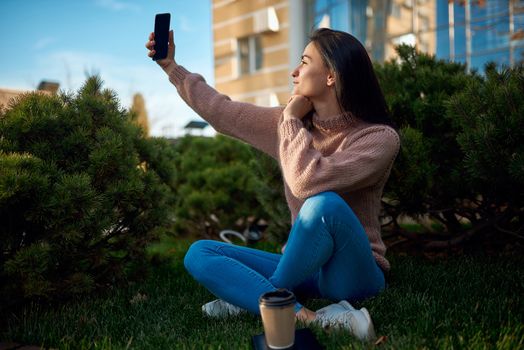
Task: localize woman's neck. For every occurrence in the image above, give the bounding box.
[311,92,343,120]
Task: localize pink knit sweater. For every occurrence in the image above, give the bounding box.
[167,64,400,272]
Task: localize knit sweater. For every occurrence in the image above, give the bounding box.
[167,64,400,272]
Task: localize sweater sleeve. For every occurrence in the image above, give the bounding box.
[278,118,400,199]
[167,64,281,159]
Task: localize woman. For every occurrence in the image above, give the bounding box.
[146,28,399,341]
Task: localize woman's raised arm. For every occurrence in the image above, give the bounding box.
[146,31,281,159]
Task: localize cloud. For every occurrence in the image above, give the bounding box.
[35,49,216,138]
[34,37,57,50]
[143,90,216,138]
[94,0,141,13]
[178,16,194,33]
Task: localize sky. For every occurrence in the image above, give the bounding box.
[0,0,216,137]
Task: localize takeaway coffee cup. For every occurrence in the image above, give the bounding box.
[259,289,296,349]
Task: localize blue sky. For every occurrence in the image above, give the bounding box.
[0,0,215,137]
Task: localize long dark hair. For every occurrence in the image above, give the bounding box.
[308,28,396,129]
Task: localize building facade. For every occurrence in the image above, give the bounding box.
[212,0,292,106]
[0,81,59,110]
[212,0,524,106]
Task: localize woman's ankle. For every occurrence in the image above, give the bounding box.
[296,307,317,323]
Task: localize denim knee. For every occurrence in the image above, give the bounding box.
[184,240,213,280]
[300,191,349,221]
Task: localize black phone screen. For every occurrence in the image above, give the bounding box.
[153,13,170,61]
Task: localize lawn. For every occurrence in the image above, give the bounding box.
[2,237,524,349]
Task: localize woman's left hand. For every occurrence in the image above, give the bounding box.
[283,95,313,121]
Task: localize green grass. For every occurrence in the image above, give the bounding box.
[2,237,524,349]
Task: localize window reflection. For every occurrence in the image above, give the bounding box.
[305,0,524,70]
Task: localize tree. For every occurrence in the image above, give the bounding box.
[0,76,177,307]
[130,93,150,137]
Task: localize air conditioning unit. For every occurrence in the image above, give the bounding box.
[253,7,279,34]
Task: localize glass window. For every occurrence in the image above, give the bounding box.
[237,35,263,76]
[254,36,263,71]
[305,0,524,68]
[348,0,367,43]
[391,2,401,18]
[238,37,250,76]
[331,1,349,33]
[420,16,429,31]
[315,0,329,13]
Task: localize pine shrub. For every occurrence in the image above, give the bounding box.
[249,149,290,244]
[171,134,267,238]
[377,45,524,246]
[448,64,524,236]
[376,45,476,222]
[0,77,177,308]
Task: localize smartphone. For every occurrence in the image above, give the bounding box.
[153,13,171,61]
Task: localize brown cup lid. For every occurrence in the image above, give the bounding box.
[259,289,296,307]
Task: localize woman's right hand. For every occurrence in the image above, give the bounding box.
[283,95,313,121]
[146,30,176,71]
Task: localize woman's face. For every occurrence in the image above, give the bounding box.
[291,42,332,98]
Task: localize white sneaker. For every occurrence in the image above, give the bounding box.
[317,307,376,341]
[316,300,356,319]
[202,299,245,318]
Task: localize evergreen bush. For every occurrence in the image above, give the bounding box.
[376,45,476,224]
[0,77,177,307]
[448,64,524,241]
[377,45,524,247]
[249,149,290,243]
[171,134,267,238]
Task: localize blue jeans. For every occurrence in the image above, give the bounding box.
[184,191,385,315]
